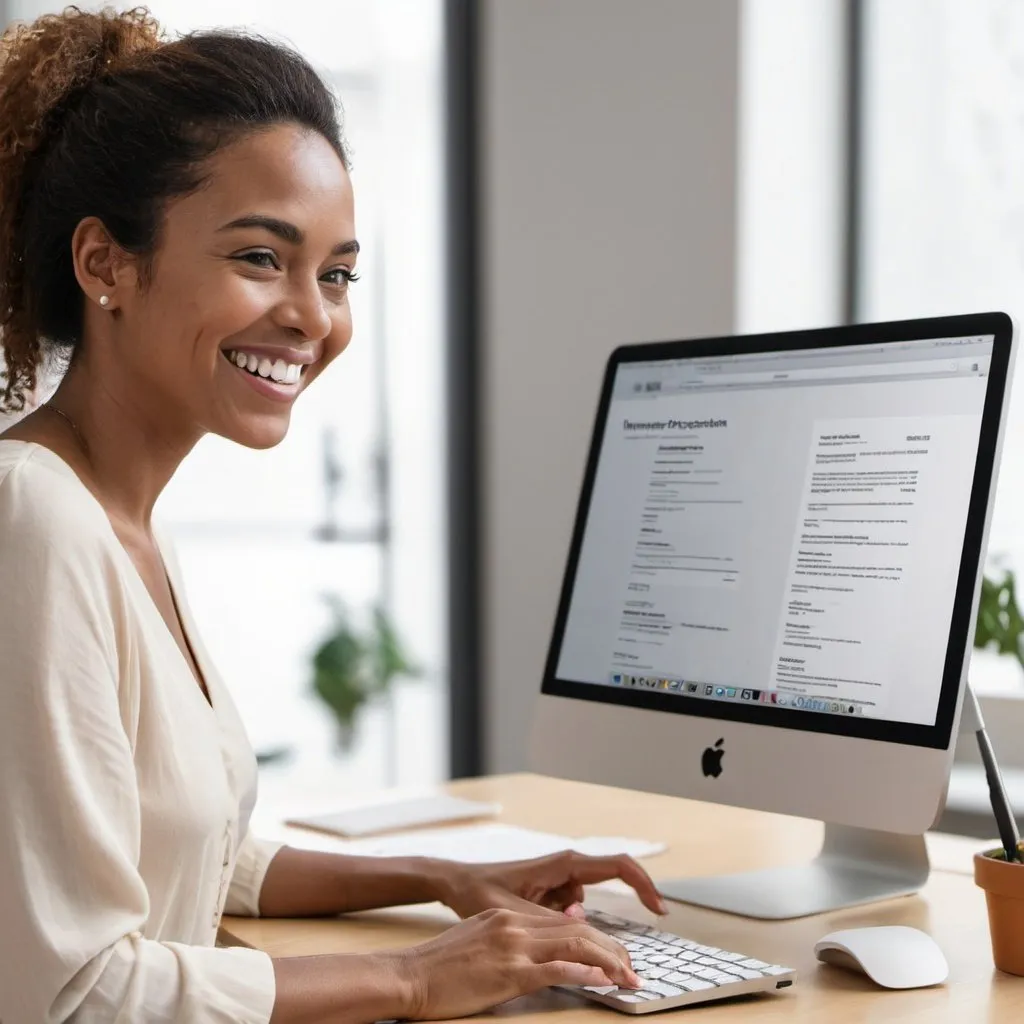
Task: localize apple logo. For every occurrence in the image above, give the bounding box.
[701,738,725,778]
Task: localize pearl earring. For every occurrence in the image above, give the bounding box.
[99,295,110,308]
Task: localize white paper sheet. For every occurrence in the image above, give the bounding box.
[329,823,666,862]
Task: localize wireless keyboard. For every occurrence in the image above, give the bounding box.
[565,910,797,1014]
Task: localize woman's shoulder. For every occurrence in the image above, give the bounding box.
[0,439,117,559]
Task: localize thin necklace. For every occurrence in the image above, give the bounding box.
[45,403,90,456]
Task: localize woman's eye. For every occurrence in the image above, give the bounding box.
[237,251,279,270]
[321,268,360,288]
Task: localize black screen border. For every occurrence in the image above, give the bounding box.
[540,312,1015,750]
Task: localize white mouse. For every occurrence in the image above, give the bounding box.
[814,926,949,989]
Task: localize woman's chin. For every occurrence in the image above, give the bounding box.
[223,414,291,450]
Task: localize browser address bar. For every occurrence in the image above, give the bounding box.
[677,357,981,388]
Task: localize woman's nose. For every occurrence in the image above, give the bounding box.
[275,278,332,340]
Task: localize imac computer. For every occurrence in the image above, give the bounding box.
[530,312,1016,920]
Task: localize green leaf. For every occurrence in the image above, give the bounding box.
[370,605,422,693]
[308,598,422,734]
[975,569,1024,672]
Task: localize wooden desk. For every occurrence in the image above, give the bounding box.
[225,773,1022,1022]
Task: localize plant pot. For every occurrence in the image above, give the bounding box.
[333,717,358,752]
[974,845,1024,975]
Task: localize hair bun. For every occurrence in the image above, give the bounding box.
[0,6,163,411]
[0,6,163,158]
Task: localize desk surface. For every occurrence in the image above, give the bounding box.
[225,773,1021,1023]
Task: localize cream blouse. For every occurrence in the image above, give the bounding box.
[0,440,285,1023]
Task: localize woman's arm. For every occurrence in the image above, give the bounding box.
[268,908,639,1024]
[270,953,411,1024]
[252,843,664,921]
[257,845,458,917]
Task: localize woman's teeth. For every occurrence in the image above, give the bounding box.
[225,350,302,384]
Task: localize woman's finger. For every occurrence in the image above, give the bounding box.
[543,880,585,910]
[528,922,634,970]
[566,854,667,916]
[528,936,639,988]
[485,902,581,925]
[480,891,568,920]
[527,960,617,991]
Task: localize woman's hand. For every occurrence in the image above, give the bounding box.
[393,907,641,1020]
[437,850,667,920]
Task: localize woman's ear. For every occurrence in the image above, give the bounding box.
[70,216,137,313]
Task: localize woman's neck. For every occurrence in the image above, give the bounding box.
[39,359,201,533]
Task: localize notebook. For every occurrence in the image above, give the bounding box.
[286,793,502,837]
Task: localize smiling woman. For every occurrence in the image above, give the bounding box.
[210,207,361,414]
[0,6,660,1024]
[94,124,363,449]
[0,40,358,469]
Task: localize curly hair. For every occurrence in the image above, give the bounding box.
[0,5,347,414]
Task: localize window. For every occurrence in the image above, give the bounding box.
[4,0,448,794]
[859,0,1024,696]
[736,0,846,335]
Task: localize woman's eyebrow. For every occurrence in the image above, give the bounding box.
[217,214,360,256]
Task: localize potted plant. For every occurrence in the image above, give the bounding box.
[310,596,421,750]
[974,568,1024,671]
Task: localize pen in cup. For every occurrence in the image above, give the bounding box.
[966,684,1021,863]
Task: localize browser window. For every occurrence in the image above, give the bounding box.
[555,335,995,727]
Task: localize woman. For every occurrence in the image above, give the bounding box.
[0,7,663,1022]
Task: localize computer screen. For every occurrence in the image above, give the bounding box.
[544,322,1010,748]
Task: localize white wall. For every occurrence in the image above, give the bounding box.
[479,0,742,772]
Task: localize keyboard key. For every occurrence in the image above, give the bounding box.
[642,980,686,998]
[599,915,631,928]
[739,958,770,969]
[719,966,764,981]
[694,968,723,983]
[762,965,794,975]
[710,971,740,984]
[663,971,696,986]
[638,967,668,980]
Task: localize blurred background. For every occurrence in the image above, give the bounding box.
[2,0,1023,827]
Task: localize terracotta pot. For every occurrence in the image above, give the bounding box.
[974,846,1024,976]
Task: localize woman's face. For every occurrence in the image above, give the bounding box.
[114,123,357,450]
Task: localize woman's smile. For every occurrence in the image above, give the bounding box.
[220,346,317,403]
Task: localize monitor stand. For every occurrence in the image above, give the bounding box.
[657,823,929,920]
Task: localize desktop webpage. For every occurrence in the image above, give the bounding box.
[555,336,994,727]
